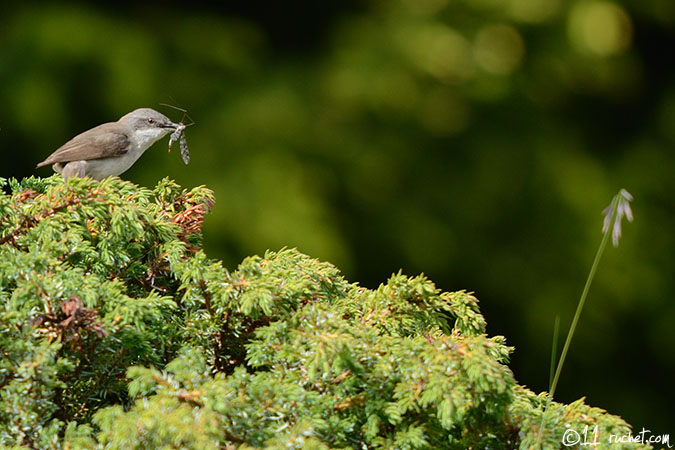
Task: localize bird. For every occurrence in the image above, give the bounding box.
[37,108,180,180]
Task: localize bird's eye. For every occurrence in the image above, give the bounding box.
[147,118,155,124]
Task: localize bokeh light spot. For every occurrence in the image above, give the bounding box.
[508,0,561,23]
[568,1,632,56]
[474,24,525,75]
[408,24,475,83]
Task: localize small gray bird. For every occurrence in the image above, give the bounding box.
[37,108,180,180]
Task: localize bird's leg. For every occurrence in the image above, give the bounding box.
[60,161,87,180]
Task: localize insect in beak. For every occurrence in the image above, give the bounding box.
[162,104,194,165]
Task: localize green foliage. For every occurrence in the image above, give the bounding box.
[0,177,650,449]
[2,2,673,430]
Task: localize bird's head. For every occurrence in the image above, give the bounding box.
[120,108,180,146]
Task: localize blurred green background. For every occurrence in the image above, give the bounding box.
[1,0,673,432]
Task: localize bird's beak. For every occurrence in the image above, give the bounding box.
[162,121,181,129]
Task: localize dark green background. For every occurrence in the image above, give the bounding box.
[1,0,673,432]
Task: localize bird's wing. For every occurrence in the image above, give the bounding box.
[36,123,131,168]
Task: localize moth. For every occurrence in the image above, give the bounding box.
[162,103,194,165]
[168,124,190,165]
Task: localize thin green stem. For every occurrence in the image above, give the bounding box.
[537,193,621,446]
[549,204,613,399]
[549,315,560,393]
